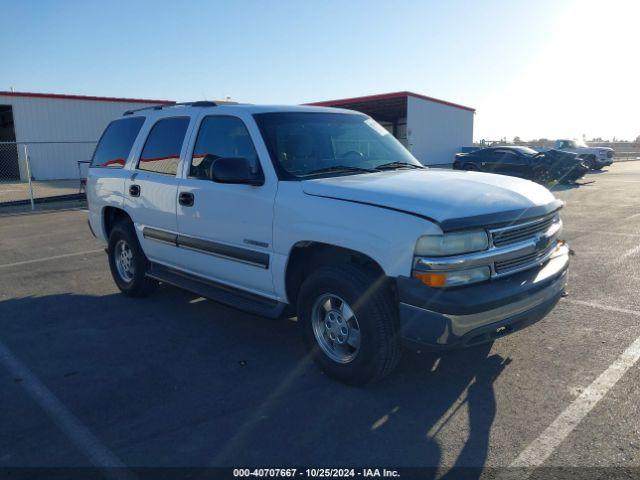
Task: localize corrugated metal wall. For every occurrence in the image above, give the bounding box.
[0,95,164,180]
[407,97,474,166]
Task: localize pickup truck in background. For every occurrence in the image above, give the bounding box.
[87,102,570,385]
[548,139,614,170]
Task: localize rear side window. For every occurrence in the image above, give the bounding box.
[91,117,145,168]
[137,117,190,175]
[190,116,259,179]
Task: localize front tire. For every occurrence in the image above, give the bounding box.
[582,155,596,170]
[107,220,158,297]
[297,264,401,385]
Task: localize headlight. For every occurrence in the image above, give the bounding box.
[415,230,489,257]
[413,266,491,287]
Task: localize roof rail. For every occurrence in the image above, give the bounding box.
[123,100,218,116]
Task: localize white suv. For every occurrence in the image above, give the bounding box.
[87,102,569,384]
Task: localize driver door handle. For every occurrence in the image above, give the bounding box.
[129,184,140,197]
[179,191,194,207]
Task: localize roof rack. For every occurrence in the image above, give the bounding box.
[123,101,218,116]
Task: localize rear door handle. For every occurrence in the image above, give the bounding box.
[129,184,140,197]
[179,191,194,207]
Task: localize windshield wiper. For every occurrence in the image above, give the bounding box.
[304,165,379,176]
[375,161,425,170]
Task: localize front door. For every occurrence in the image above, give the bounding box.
[499,150,529,177]
[175,114,276,297]
[484,150,506,173]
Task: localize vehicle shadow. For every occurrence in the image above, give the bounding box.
[550,180,596,192]
[0,288,510,474]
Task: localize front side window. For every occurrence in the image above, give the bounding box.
[91,117,145,168]
[254,112,422,178]
[190,116,259,179]
[137,117,190,175]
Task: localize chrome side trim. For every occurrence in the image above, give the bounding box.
[142,226,269,269]
[143,227,178,245]
[177,241,268,269]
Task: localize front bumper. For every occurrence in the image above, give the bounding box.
[397,243,569,349]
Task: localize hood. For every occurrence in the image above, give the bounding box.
[580,146,613,154]
[543,149,582,164]
[302,169,560,230]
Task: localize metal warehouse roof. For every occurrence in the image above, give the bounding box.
[0,91,174,105]
[306,91,475,118]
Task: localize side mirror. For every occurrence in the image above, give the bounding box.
[208,155,264,186]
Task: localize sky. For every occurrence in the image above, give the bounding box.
[1,0,638,141]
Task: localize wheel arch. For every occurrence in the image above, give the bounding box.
[102,206,133,239]
[284,241,389,307]
[463,162,480,170]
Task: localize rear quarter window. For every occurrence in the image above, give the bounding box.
[91,117,145,168]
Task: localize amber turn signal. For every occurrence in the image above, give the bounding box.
[414,272,447,287]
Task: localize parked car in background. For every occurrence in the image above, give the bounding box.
[454,146,588,184]
[551,139,614,170]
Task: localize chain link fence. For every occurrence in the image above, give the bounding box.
[0,141,96,211]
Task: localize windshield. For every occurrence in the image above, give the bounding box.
[561,139,587,149]
[253,112,423,178]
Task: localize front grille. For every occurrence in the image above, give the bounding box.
[607,151,614,158]
[494,243,555,274]
[491,214,557,247]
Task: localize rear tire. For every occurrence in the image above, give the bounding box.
[297,264,401,385]
[107,220,158,297]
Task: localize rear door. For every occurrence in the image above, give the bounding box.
[175,113,276,297]
[123,116,192,263]
[87,116,146,239]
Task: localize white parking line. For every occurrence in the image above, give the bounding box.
[510,301,640,470]
[0,341,132,478]
[0,249,103,269]
[567,229,640,238]
[564,299,640,317]
[620,244,640,261]
[0,207,88,218]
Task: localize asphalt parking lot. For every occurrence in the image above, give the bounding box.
[1,162,639,477]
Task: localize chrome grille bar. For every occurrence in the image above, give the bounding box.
[491,213,558,247]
